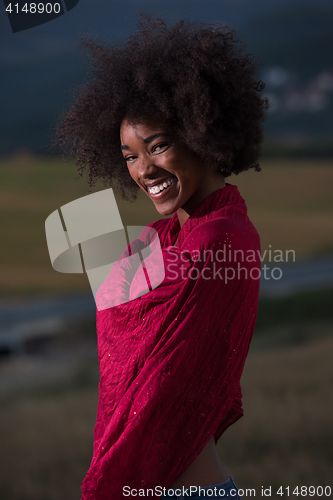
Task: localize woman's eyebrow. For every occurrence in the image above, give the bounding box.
[143,132,170,143]
[121,132,170,150]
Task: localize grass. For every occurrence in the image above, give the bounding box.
[1,155,332,498]
[0,320,332,499]
[0,289,332,498]
[256,287,333,331]
[0,388,98,500]
[0,155,333,299]
[220,333,333,491]
[234,158,333,258]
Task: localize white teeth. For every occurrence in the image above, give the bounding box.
[148,177,175,194]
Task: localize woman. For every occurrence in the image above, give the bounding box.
[56,16,268,500]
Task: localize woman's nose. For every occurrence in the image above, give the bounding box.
[137,155,157,179]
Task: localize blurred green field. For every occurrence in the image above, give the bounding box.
[1,154,332,300]
[0,153,332,498]
[0,322,332,499]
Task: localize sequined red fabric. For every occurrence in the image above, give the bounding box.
[81,184,261,499]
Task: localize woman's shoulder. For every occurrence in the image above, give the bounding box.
[183,210,260,254]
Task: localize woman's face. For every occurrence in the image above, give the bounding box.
[120,119,225,223]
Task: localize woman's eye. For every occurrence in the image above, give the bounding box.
[152,143,169,153]
[124,155,136,162]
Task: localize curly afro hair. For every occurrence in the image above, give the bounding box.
[55,15,269,201]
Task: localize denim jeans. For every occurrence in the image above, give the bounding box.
[160,474,243,499]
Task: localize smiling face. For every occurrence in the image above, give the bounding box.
[120,119,225,227]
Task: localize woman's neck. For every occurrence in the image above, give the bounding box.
[177,179,225,228]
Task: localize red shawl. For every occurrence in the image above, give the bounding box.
[81,184,261,499]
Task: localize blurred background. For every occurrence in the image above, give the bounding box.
[0,0,333,498]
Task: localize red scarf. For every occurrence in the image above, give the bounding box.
[81,184,261,499]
